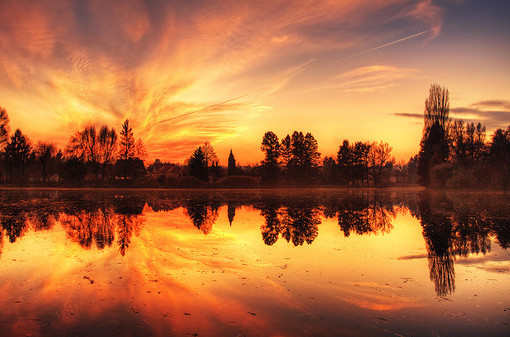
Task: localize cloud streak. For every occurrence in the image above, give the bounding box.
[357,30,429,56]
[0,0,447,161]
[331,65,419,93]
[394,99,510,130]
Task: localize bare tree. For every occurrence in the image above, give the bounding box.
[202,141,218,166]
[99,126,117,164]
[135,138,147,160]
[82,126,98,163]
[99,126,117,180]
[66,126,99,163]
[418,84,451,186]
[424,84,450,133]
[369,141,394,185]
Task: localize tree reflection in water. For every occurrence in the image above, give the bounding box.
[227,202,237,226]
[0,189,509,297]
[2,210,28,243]
[185,200,219,235]
[413,191,509,296]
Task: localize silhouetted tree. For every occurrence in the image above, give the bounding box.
[424,84,450,132]
[5,129,32,183]
[189,147,208,181]
[0,107,9,150]
[352,141,371,185]
[119,119,135,160]
[83,126,99,163]
[98,126,117,180]
[368,141,394,186]
[418,123,450,187]
[135,138,146,160]
[488,127,510,188]
[202,141,218,167]
[322,156,336,184]
[288,131,305,179]
[35,142,56,183]
[261,131,280,183]
[451,120,467,165]
[304,132,321,176]
[418,84,451,187]
[451,121,486,167]
[337,140,353,184]
[280,134,292,173]
[67,126,100,166]
[283,131,321,182]
[405,155,419,184]
[227,149,236,176]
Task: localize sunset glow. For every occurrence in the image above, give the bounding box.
[1,0,509,163]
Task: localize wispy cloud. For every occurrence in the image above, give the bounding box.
[334,65,418,93]
[408,0,443,38]
[394,99,510,130]
[0,0,447,161]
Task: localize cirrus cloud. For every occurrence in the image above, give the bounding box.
[0,0,445,161]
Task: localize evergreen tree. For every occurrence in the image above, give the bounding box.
[303,132,321,174]
[5,129,31,182]
[261,131,280,183]
[189,147,208,181]
[280,134,292,171]
[337,140,353,184]
[119,119,135,160]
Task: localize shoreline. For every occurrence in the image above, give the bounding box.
[0,185,424,192]
[0,185,507,194]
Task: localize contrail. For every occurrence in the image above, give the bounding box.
[358,30,429,56]
[157,95,248,125]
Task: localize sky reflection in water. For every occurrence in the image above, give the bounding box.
[0,189,509,337]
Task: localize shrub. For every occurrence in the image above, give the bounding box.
[446,168,478,189]
[215,175,260,187]
[177,176,208,187]
[430,163,453,188]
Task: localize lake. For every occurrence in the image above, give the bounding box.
[0,188,509,337]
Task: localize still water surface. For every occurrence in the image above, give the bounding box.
[0,188,509,337]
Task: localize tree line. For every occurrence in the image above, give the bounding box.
[1,83,510,188]
[416,84,510,189]
[258,131,395,185]
[0,112,147,185]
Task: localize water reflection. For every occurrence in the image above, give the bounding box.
[414,192,510,296]
[0,189,509,300]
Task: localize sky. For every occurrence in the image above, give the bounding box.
[0,0,509,164]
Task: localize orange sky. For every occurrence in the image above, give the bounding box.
[0,0,509,164]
